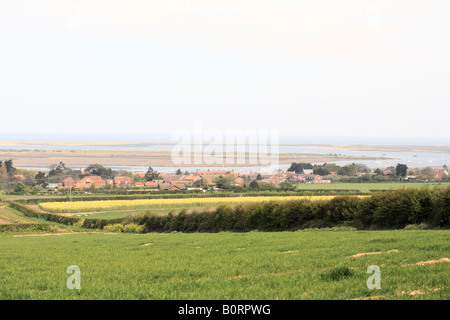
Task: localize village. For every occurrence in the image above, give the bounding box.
[3,158,448,194]
[27,166,449,192]
[38,168,330,191]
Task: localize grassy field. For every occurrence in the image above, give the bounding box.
[0,205,36,224]
[0,229,448,300]
[295,182,450,191]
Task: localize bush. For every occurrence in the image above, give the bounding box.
[123,223,145,233]
[82,217,123,229]
[404,223,429,230]
[103,224,124,233]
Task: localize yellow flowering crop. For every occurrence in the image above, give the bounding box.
[39,196,344,213]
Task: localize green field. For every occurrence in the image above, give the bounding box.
[295,182,450,191]
[0,229,449,300]
[0,205,35,224]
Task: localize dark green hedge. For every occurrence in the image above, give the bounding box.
[0,223,56,233]
[81,217,124,229]
[9,202,81,225]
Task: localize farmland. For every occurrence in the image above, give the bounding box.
[0,230,448,299]
[0,205,34,224]
[1,186,449,300]
[38,195,342,214]
[294,182,450,191]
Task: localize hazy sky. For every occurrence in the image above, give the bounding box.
[1,1,449,143]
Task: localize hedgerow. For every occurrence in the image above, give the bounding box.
[0,223,58,233]
[9,202,80,225]
[132,187,450,232]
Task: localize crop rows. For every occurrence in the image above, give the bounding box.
[38,195,344,213]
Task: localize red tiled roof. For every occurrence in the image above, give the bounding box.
[144,182,158,187]
[114,177,131,184]
[75,176,105,188]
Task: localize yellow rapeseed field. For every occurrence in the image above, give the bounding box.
[39,196,344,213]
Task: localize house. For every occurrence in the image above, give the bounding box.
[14,174,25,181]
[75,176,106,188]
[62,177,77,187]
[183,175,202,183]
[201,178,213,186]
[134,182,145,187]
[292,175,306,182]
[158,183,186,191]
[433,170,448,180]
[284,171,296,177]
[356,172,369,177]
[269,176,286,185]
[168,180,191,186]
[47,183,60,188]
[234,177,244,187]
[302,174,323,184]
[144,181,159,188]
[195,170,238,178]
[114,176,131,188]
[302,169,314,175]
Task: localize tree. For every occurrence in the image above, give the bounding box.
[313,167,330,176]
[48,162,73,181]
[256,173,262,180]
[420,167,433,178]
[176,169,182,175]
[215,176,232,189]
[374,168,383,176]
[279,181,295,191]
[49,161,66,176]
[338,164,357,176]
[287,162,313,174]
[249,180,259,189]
[355,163,369,173]
[323,163,339,172]
[395,163,408,178]
[193,178,210,189]
[13,182,28,194]
[35,171,48,187]
[0,163,8,190]
[3,160,16,176]
[84,164,115,179]
[144,167,160,181]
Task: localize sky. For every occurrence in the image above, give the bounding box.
[1,1,450,144]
